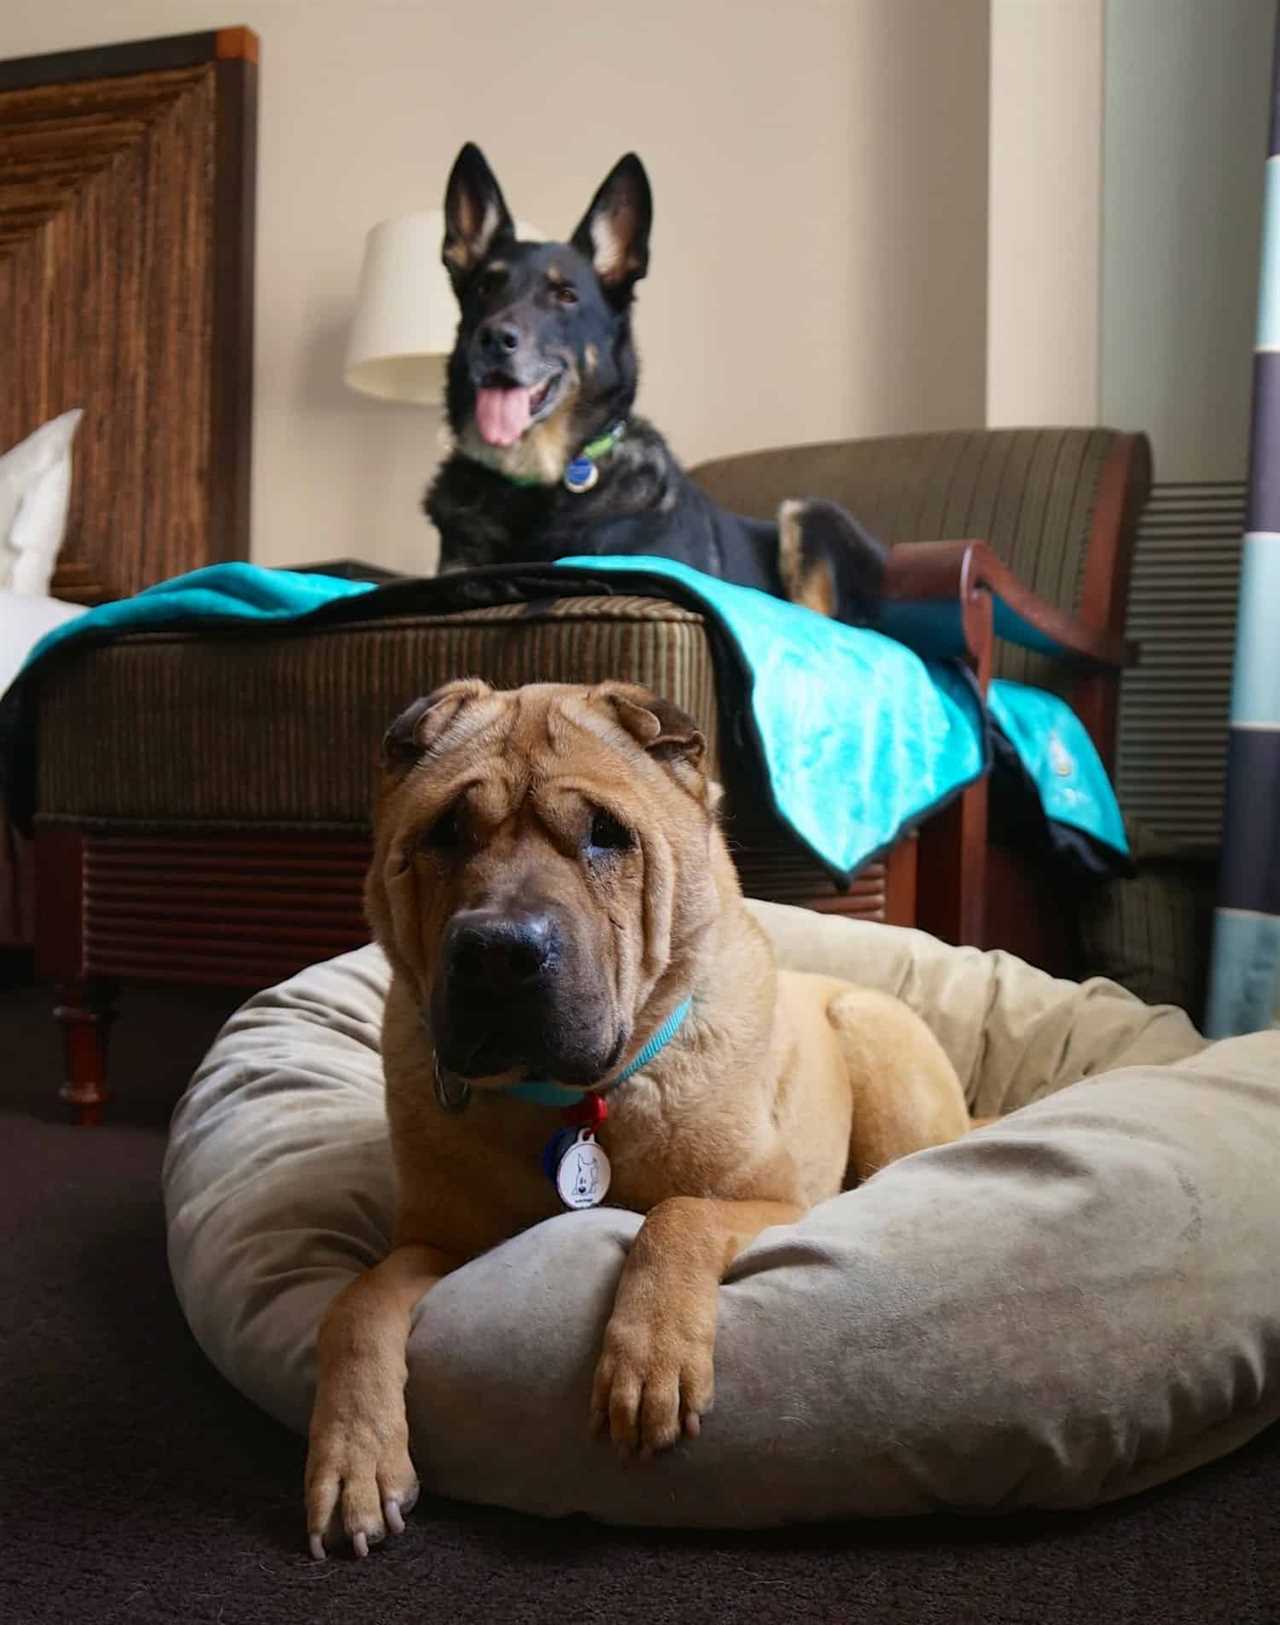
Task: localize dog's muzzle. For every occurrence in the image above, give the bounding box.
[426,904,620,1090]
[429,907,562,1081]
[446,908,559,999]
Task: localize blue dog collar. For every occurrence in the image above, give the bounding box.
[508,997,693,1107]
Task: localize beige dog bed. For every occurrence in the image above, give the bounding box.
[163,901,1280,1526]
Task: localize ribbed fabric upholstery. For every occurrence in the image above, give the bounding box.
[690,427,1124,694]
[36,598,717,823]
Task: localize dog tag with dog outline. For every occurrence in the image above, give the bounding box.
[554,1128,611,1210]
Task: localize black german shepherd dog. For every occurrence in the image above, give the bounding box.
[425,143,885,622]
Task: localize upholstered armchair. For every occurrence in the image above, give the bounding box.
[691,427,1149,962]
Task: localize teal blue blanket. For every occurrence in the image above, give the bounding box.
[21,563,376,665]
[554,555,986,873]
[987,678,1128,859]
[8,558,1127,875]
[554,556,1127,867]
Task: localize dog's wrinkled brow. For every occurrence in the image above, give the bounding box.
[545,696,627,757]
[541,702,594,756]
[467,775,515,832]
[424,696,508,763]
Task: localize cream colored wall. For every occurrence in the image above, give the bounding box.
[986,0,1271,470]
[1101,0,1272,482]
[2,0,989,573]
[986,0,1103,427]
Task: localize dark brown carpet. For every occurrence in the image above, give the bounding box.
[2,966,1277,1625]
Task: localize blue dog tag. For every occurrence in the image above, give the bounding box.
[563,456,599,494]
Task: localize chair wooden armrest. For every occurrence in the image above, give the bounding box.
[884,539,1137,673]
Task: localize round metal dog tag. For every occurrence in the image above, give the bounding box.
[555,1129,611,1209]
[563,456,599,494]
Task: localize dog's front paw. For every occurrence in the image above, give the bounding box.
[590,1310,716,1458]
[304,1404,419,1560]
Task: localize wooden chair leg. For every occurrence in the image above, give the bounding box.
[882,835,918,928]
[1071,671,1120,776]
[35,826,116,1124]
[53,979,118,1125]
[915,779,990,948]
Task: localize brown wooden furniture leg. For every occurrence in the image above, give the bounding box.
[916,778,990,948]
[883,834,918,928]
[34,825,111,1124]
[982,844,1078,979]
[52,979,118,1125]
[909,578,993,950]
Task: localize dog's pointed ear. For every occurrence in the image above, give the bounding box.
[382,679,493,775]
[570,154,652,303]
[599,685,705,767]
[442,144,515,291]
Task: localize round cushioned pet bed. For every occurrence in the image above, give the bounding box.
[164,901,1280,1527]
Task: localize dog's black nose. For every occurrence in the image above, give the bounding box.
[479,320,521,357]
[446,910,557,996]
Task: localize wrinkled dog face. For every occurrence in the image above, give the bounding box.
[366,681,719,1089]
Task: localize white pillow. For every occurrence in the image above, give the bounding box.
[0,409,84,595]
[0,592,88,700]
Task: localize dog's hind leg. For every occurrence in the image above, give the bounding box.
[828,987,972,1181]
[777,497,887,626]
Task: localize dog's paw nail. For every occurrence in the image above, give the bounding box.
[308,1533,327,1562]
[683,1411,701,1439]
[352,1532,369,1560]
[383,1498,405,1536]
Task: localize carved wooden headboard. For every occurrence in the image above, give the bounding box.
[0,28,257,604]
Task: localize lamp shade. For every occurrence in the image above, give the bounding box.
[344,208,542,405]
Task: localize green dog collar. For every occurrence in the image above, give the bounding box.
[493,419,627,491]
[562,420,626,493]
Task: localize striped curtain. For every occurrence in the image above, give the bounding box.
[1206,10,1280,1038]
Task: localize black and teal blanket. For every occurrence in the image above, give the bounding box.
[1,557,1128,879]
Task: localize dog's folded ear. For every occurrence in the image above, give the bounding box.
[382,679,493,774]
[570,154,652,303]
[442,144,515,290]
[596,684,705,767]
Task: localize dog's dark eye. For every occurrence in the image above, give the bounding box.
[553,283,579,307]
[588,810,633,853]
[479,268,508,299]
[421,806,463,851]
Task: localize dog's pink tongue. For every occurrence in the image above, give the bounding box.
[475,386,532,448]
